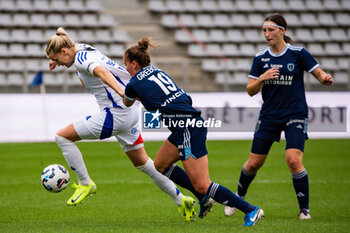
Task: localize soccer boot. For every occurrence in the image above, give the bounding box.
[224,193,244,216]
[242,206,264,226]
[299,208,311,219]
[178,196,196,221]
[67,180,97,206]
[198,195,216,218]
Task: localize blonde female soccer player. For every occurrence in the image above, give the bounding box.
[46,27,195,221]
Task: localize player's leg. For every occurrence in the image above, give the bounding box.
[154,139,205,201]
[182,155,263,226]
[56,120,98,205]
[224,137,271,216]
[284,120,310,219]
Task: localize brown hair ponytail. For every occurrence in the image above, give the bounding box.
[125,37,158,68]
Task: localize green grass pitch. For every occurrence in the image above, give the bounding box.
[1,139,349,233]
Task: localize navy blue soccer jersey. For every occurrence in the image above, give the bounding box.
[249,43,319,122]
[124,65,200,116]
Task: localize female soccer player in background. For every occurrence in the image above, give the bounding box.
[224,13,333,219]
[120,37,264,226]
[45,27,195,221]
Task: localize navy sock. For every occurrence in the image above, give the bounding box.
[292,169,309,210]
[163,164,205,201]
[207,182,255,214]
[237,164,256,197]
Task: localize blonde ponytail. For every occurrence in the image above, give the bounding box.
[46,27,75,56]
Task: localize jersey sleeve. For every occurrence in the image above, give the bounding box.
[124,83,137,101]
[74,51,100,76]
[299,48,320,73]
[248,56,262,79]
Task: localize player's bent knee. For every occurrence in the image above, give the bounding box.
[193,182,210,195]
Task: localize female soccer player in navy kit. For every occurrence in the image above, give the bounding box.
[121,37,264,226]
[45,28,195,220]
[224,13,333,219]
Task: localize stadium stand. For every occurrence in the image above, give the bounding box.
[0,0,349,92]
[0,0,128,93]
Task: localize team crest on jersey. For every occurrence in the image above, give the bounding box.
[287,63,295,71]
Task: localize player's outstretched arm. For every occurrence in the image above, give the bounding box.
[93,66,125,97]
[312,67,333,86]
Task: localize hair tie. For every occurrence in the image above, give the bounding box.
[56,33,60,36]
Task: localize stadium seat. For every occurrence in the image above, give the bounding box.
[179,14,198,28]
[197,14,215,28]
[47,14,64,27]
[231,14,247,27]
[78,30,95,43]
[50,0,67,12]
[209,29,227,42]
[33,0,49,11]
[112,30,129,43]
[161,14,178,28]
[11,29,27,42]
[193,29,210,42]
[99,15,116,27]
[27,29,45,43]
[295,29,314,42]
[0,73,6,85]
[0,29,10,42]
[31,14,47,27]
[337,58,350,70]
[217,0,235,12]
[26,44,45,57]
[320,58,338,71]
[213,14,232,28]
[233,72,249,84]
[284,13,301,27]
[312,29,330,42]
[300,13,319,27]
[324,0,342,10]
[175,30,192,43]
[188,44,206,57]
[288,0,306,11]
[25,60,42,72]
[318,13,337,27]
[247,14,264,27]
[200,0,218,12]
[252,0,271,12]
[244,29,264,42]
[67,0,85,11]
[8,44,25,57]
[7,73,24,86]
[0,0,16,11]
[167,0,184,12]
[95,29,111,42]
[226,29,245,42]
[330,29,348,42]
[64,14,81,27]
[0,44,9,57]
[93,43,108,54]
[81,14,99,27]
[109,44,125,57]
[270,0,289,12]
[235,0,253,12]
[239,44,256,57]
[305,0,324,11]
[13,13,29,27]
[336,13,350,26]
[333,71,349,84]
[16,0,33,11]
[307,43,325,56]
[201,59,222,72]
[148,0,167,12]
[325,43,343,56]
[236,58,252,71]
[343,43,350,55]
[0,59,7,71]
[183,1,201,12]
[86,0,103,12]
[0,13,11,27]
[222,43,240,56]
[341,0,350,10]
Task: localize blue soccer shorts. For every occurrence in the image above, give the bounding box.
[167,117,208,160]
[251,118,308,154]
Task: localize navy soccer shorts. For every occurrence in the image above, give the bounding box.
[167,117,208,160]
[251,118,308,154]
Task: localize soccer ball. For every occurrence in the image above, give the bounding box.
[41,164,70,193]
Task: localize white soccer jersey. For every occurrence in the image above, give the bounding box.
[74,43,130,111]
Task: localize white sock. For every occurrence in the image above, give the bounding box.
[136,158,183,206]
[55,135,91,186]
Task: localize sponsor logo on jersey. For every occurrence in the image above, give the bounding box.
[261,58,270,62]
[271,64,283,69]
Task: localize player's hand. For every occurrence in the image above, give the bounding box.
[260,68,280,81]
[322,73,333,86]
[49,60,57,71]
